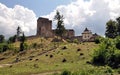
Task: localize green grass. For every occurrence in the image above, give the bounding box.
[0,37,119,75]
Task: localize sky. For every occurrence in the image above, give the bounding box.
[0,0,120,38]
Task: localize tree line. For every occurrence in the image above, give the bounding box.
[105,17,120,38]
[0,26,25,52]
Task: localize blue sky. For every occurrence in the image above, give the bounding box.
[0,0,71,17]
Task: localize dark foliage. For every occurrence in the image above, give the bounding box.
[0,44,8,53]
[94,38,100,44]
[80,53,84,56]
[61,70,71,75]
[77,48,81,51]
[62,46,67,50]
[0,35,5,43]
[8,35,17,43]
[92,38,120,68]
[116,42,120,50]
[20,42,24,52]
[50,54,53,58]
[62,58,67,62]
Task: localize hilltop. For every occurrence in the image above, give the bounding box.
[0,37,101,75]
[0,37,120,75]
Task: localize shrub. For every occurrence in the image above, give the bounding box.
[86,61,91,64]
[8,35,17,43]
[50,54,53,58]
[66,39,71,43]
[35,59,39,61]
[92,38,120,68]
[23,43,29,50]
[61,70,71,75]
[92,43,108,65]
[80,53,84,56]
[108,50,120,68]
[116,42,120,50]
[94,38,100,44]
[19,43,28,52]
[32,43,37,49]
[104,67,113,74]
[46,54,48,56]
[62,46,67,50]
[62,58,67,62]
[0,43,8,53]
[33,64,39,68]
[73,39,79,44]
[77,48,81,51]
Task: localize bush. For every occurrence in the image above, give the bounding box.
[94,38,100,44]
[92,43,107,65]
[19,43,28,52]
[80,53,84,56]
[8,35,17,43]
[92,38,120,68]
[32,43,37,49]
[116,42,120,49]
[77,48,81,51]
[50,54,53,58]
[61,70,71,75]
[0,43,9,53]
[73,39,79,44]
[62,46,67,50]
[62,58,67,62]
[66,39,71,43]
[107,50,120,68]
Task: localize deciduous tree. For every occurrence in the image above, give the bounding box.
[105,20,117,38]
[54,11,66,38]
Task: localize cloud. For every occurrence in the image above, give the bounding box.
[43,0,120,36]
[0,3,37,38]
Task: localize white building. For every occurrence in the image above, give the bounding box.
[82,28,98,42]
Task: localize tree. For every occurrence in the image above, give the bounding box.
[116,17,120,36]
[8,35,17,43]
[19,32,26,52]
[54,11,66,38]
[105,20,117,38]
[20,32,25,43]
[17,26,22,37]
[0,35,5,43]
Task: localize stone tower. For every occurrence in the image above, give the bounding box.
[36,17,53,37]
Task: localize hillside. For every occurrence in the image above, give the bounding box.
[0,37,119,75]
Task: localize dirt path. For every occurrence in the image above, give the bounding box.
[31,71,61,75]
[0,64,12,68]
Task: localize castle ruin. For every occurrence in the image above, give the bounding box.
[28,17,99,42]
[36,17,75,39]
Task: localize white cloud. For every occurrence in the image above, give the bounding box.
[0,3,37,38]
[43,0,120,36]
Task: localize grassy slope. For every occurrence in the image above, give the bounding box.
[0,38,119,75]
